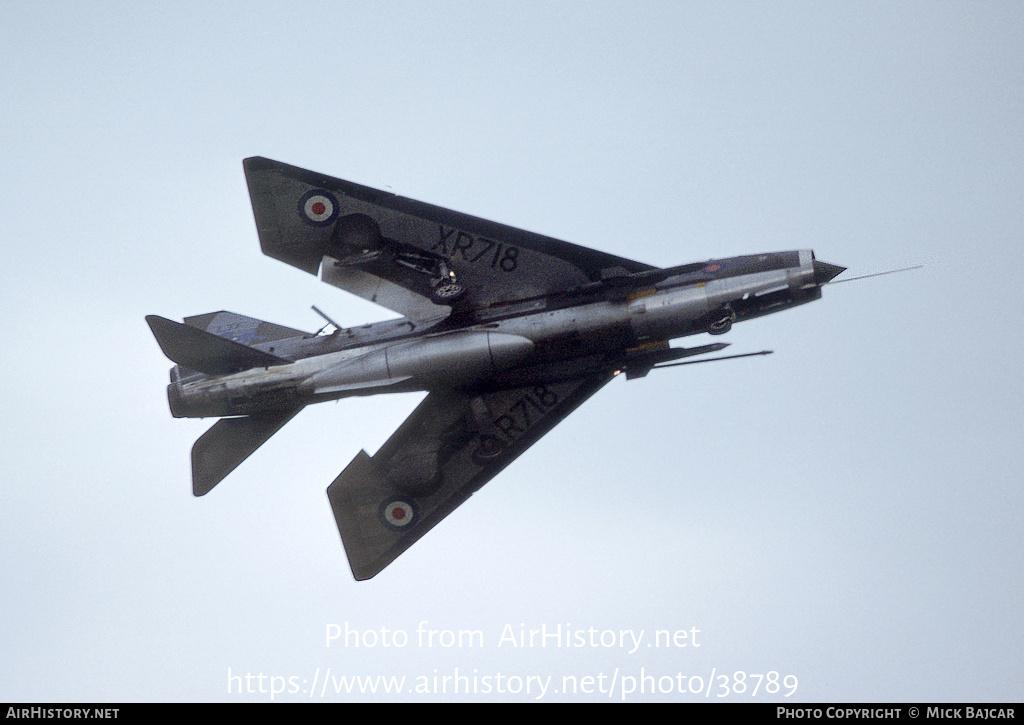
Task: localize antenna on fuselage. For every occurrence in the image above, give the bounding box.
[311,305,343,335]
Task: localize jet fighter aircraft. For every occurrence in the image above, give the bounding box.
[147,157,845,580]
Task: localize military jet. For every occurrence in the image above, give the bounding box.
[147,157,845,580]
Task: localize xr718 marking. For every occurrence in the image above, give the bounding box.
[492,385,560,442]
[432,225,519,271]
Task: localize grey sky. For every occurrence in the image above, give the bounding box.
[2,1,1021,702]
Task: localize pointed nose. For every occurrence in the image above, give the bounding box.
[813,260,846,285]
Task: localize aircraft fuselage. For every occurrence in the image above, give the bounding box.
[168,249,836,419]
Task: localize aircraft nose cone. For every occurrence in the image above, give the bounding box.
[813,260,846,285]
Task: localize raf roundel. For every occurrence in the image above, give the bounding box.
[380,499,417,530]
[298,189,339,226]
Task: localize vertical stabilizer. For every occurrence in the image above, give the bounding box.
[146,315,292,376]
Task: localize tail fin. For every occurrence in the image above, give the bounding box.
[182,310,309,345]
[192,409,303,495]
[146,315,291,375]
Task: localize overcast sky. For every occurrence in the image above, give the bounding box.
[2,1,1021,703]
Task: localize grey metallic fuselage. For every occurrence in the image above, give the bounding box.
[168,249,832,419]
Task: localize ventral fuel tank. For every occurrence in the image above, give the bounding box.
[303,330,535,394]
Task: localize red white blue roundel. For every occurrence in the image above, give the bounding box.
[380,498,417,529]
[298,189,339,226]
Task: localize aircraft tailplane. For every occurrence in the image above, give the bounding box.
[192,409,304,496]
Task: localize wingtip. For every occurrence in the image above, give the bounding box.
[242,156,276,173]
[352,567,379,582]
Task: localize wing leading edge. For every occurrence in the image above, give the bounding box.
[327,373,614,580]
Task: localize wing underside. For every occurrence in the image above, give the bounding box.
[327,373,614,580]
[244,157,656,321]
[240,157,648,577]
